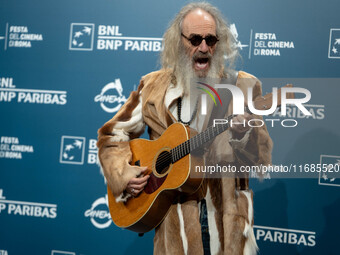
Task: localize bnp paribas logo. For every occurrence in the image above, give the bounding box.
[69,23,95,51]
[328,28,340,59]
[318,155,340,187]
[59,136,86,164]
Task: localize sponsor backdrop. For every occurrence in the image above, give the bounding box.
[0,0,339,254]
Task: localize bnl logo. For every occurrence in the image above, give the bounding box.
[69,23,95,51]
[319,155,340,187]
[59,136,86,165]
[328,29,340,58]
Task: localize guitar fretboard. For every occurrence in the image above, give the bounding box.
[170,114,235,163]
[168,84,292,164]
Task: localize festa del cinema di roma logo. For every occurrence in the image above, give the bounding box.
[197,83,312,128]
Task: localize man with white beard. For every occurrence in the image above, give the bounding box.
[97,2,272,255]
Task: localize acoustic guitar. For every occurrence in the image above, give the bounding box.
[107,84,293,233]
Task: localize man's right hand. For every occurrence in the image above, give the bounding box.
[126,167,150,197]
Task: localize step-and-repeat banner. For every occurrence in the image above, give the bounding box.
[1,0,339,254]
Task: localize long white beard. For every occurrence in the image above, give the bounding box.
[172,47,224,131]
[175,47,223,95]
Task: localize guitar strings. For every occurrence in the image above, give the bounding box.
[136,134,199,169]
[135,98,275,171]
[135,122,231,171]
[150,121,231,168]
[142,121,231,169]
[147,109,262,169]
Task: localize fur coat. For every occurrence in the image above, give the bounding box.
[97,69,273,255]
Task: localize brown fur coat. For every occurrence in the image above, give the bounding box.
[97,69,272,255]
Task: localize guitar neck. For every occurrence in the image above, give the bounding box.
[170,84,294,163]
[170,114,234,163]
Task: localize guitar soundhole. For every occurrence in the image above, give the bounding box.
[155,151,172,175]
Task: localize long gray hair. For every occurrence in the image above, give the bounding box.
[161,2,238,71]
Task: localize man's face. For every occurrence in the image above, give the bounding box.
[181,9,217,77]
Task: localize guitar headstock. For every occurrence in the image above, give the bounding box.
[253,84,294,110]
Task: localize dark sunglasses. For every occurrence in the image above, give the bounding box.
[181,33,219,47]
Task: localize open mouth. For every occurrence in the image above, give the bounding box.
[194,57,209,70]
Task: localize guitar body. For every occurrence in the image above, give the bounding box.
[107,122,204,233]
